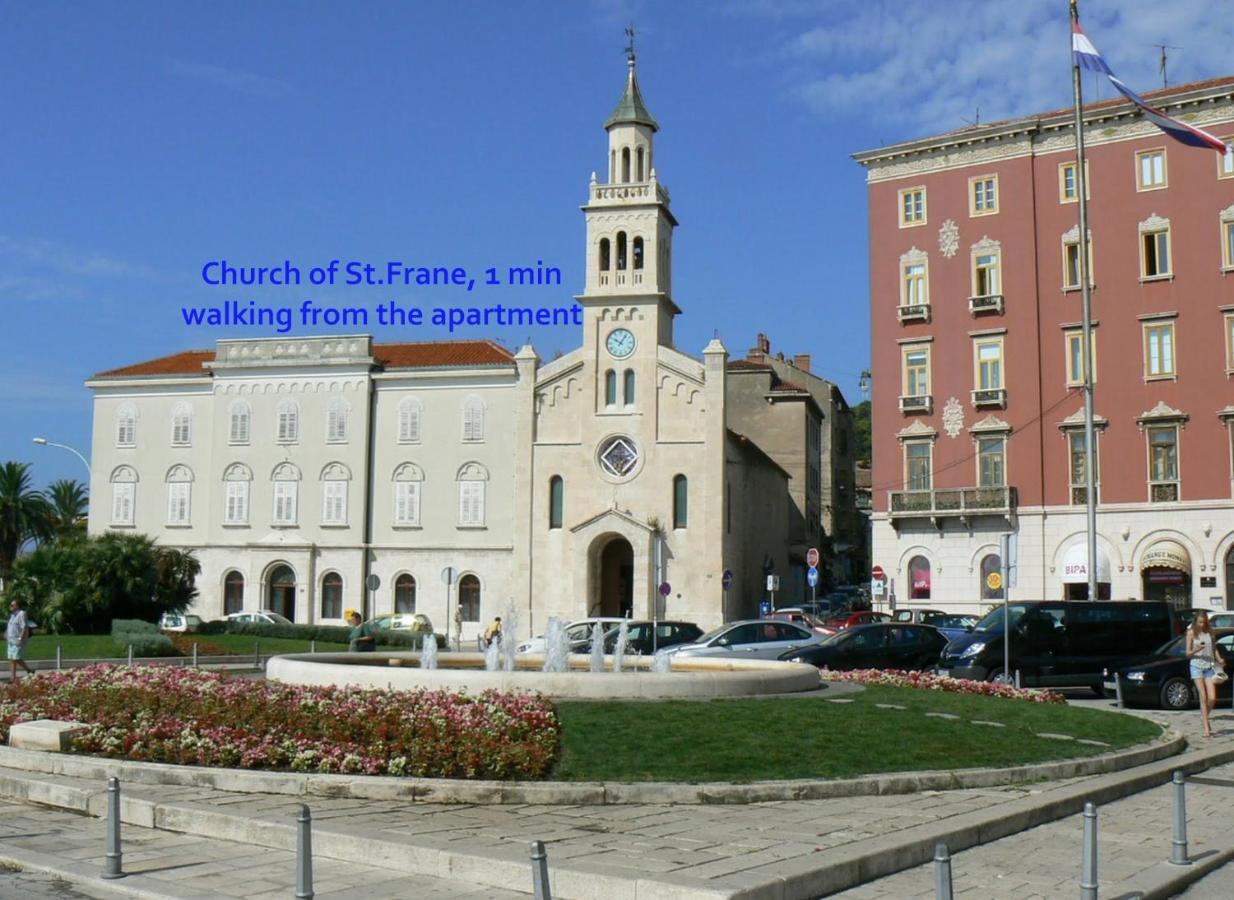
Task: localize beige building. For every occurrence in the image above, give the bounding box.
[86,52,806,640]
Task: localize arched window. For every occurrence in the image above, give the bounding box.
[115,405,137,448]
[621,147,631,182]
[393,463,423,527]
[394,573,417,613]
[599,238,611,272]
[320,572,343,619]
[673,475,688,529]
[909,555,932,600]
[171,402,192,447]
[223,570,245,616]
[110,466,137,526]
[223,463,252,525]
[320,463,350,526]
[272,462,300,525]
[623,369,635,405]
[268,564,297,621]
[609,149,616,182]
[458,574,481,622]
[980,553,1004,600]
[632,236,644,270]
[326,398,349,443]
[462,396,485,442]
[616,232,628,270]
[457,462,488,526]
[277,401,300,444]
[165,465,193,526]
[549,476,564,529]
[636,147,645,181]
[605,370,617,406]
[228,401,251,445]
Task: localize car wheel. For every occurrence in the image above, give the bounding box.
[987,667,1012,685]
[1160,676,1195,711]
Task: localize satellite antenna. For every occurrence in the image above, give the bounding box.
[1148,43,1183,88]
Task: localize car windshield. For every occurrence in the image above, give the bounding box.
[972,604,1028,633]
[1156,635,1187,657]
[819,630,852,646]
[266,613,292,625]
[695,624,732,645]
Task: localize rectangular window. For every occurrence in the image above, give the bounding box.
[1137,148,1166,190]
[977,437,1005,488]
[1147,425,1179,501]
[969,175,998,215]
[1221,141,1234,179]
[166,482,190,525]
[1062,235,1093,289]
[1141,228,1171,278]
[1226,314,1234,372]
[273,481,298,525]
[224,481,249,525]
[171,418,191,447]
[1058,161,1090,202]
[1223,219,1234,270]
[1064,330,1097,386]
[899,187,926,226]
[973,251,1000,296]
[277,408,299,444]
[902,347,930,398]
[394,481,421,526]
[974,339,1003,390]
[1143,321,1176,378]
[459,481,485,526]
[322,481,348,525]
[905,441,932,491]
[1068,431,1100,504]
[111,483,135,526]
[902,261,927,307]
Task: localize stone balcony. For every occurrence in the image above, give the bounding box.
[888,486,1017,529]
[589,179,671,207]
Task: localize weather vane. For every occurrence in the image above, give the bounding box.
[624,24,636,63]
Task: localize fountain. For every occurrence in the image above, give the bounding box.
[484,635,501,671]
[420,633,438,669]
[612,620,629,673]
[542,618,569,673]
[500,602,520,673]
[589,622,605,673]
[652,652,672,674]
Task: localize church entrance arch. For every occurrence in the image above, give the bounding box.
[268,564,297,622]
[597,536,634,618]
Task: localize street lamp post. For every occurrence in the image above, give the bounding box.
[32,437,92,480]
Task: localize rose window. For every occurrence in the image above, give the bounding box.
[598,435,639,477]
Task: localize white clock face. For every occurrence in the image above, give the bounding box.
[606,328,636,359]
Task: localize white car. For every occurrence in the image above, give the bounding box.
[224,611,294,626]
[159,613,205,633]
[516,617,628,654]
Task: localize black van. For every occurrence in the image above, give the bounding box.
[937,601,1180,691]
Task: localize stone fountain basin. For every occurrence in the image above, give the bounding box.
[265,652,821,699]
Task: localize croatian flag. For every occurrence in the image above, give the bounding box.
[1072,21,1227,153]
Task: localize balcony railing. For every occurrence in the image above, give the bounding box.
[899,394,933,414]
[1150,481,1179,502]
[971,387,1007,408]
[888,486,1018,522]
[968,294,1004,315]
[897,304,930,323]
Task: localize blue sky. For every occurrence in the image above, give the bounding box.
[5,0,1230,488]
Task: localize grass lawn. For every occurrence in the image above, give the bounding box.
[24,633,367,659]
[551,685,1162,782]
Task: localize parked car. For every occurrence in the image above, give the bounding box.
[780,623,949,672]
[659,619,824,661]
[224,611,294,626]
[1103,629,1234,710]
[891,608,946,624]
[1208,612,1234,629]
[818,610,891,635]
[768,608,830,635]
[365,613,433,632]
[921,613,978,642]
[595,620,703,655]
[159,613,204,633]
[515,617,627,655]
[937,600,1180,691]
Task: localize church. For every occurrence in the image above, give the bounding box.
[85,51,811,643]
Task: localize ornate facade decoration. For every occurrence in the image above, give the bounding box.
[938,219,959,258]
[942,397,965,438]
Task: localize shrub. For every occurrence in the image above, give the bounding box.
[223,621,442,649]
[110,633,177,658]
[821,668,1065,704]
[110,619,158,637]
[0,666,560,779]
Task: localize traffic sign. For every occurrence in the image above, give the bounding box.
[986,571,1003,591]
[872,564,886,581]
[441,567,457,585]
[807,567,819,588]
[758,600,772,617]
[806,547,820,568]
[659,581,672,597]
[872,577,887,594]
[721,569,733,589]
[365,573,381,592]
[766,575,780,591]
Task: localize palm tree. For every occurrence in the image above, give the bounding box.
[0,462,51,583]
[45,479,88,542]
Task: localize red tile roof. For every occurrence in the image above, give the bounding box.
[727,359,773,371]
[92,340,515,379]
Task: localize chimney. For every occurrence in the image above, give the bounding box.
[793,353,811,373]
[747,332,771,363]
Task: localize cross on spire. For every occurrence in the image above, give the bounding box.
[624,24,636,64]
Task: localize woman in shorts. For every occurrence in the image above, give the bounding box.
[1186,611,1218,738]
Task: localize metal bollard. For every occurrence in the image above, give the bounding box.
[1080,801,1098,900]
[933,842,953,900]
[126,645,133,666]
[254,642,260,669]
[56,644,62,671]
[310,639,316,654]
[530,839,551,900]
[295,804,314,899]
[192,643,198,668]
[102,777,123,879]
[1170,770,1190,866]
[1015,669,1022,689]
[1114,676,1123,708]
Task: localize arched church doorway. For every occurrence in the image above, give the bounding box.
[598,537,634,618]
[268,565,297,621]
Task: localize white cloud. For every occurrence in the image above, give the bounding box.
[164,58,291,100]
[737,0,1234,140]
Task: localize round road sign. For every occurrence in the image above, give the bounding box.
[806,547,820,568]
[986,571,1003,591]
[807,567,819,587]
[721,569,733,589]
[872,565,886,580]
[659,581,672,596]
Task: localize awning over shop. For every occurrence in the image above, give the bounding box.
[1060,543,1111,583]
[1140,539,1191,574]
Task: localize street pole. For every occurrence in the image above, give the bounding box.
[32,437,91,480]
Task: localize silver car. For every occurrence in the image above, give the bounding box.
[660,619,824,660]
[515,617,627,654]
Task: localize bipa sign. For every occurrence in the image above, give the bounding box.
[1064,563,1088,577]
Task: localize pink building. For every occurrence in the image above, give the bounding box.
[855,76,1234,614]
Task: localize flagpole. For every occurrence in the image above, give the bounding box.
[1070,0,1099,603]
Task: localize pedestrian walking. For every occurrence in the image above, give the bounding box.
[345,609,377,653]
[1186,610,1218,737]
[6,598,34,681]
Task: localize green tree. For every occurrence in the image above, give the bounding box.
[45,479,89,542]
[0,461,50,584]
[852,400,871,466]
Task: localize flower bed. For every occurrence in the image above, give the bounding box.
[822,668,1065,704]
[0,665,559,779]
